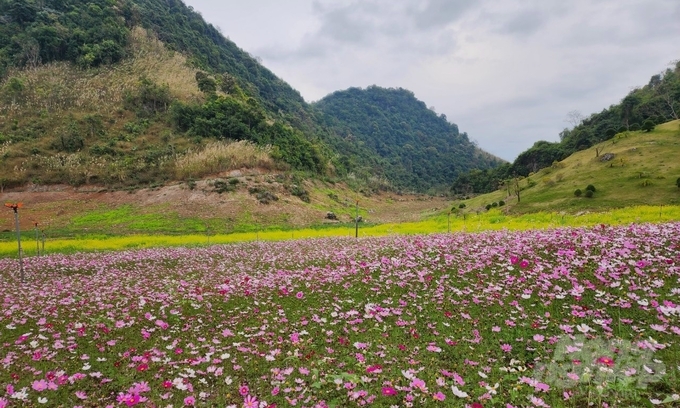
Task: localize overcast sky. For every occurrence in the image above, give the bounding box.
[184,0,679,161]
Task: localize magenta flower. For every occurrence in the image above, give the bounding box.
[382,386,397,396]
[296,291,304,299]
[239,385,250,396]
[433,391,446,401]
[501,344,512,353]
[183,395,196,406]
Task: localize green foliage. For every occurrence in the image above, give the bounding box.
[574,189,582,197]
[458,203,466,209]
[584,189,594,198]
[642,119,655,132]
[491,202,498,207]
[586,184,596,192]
[0,0,129,73]
[288,184,310,203]
[498,200,505,207]
[676,177,680,188]
[212,178,237,194]
[485,204,492,211]
[171,96,324,173]
[248,186,278,204]
[316,86,504,192]
[124,77,172,117]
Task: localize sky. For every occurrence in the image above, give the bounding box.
[183,0,680,161]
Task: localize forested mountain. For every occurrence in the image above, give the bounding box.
[452,60,680,195]
[315,86,504,192]
[0,0,502,193]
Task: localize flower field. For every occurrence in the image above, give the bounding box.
[1,223,679,407]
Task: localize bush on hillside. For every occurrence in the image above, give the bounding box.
[676,177,680,188]
[642,119,655,132]
[498,200,505,207]
[485,204,492,211]
[584,190,594,198]
[574,189,582,197]
[459,203,466,209]
[586,184,596,192]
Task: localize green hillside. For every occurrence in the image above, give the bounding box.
[0,0,502,193]
[457,120,680,213]
[453,60,680,194]
[314,86,504,192]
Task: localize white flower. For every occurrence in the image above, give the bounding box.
[451,385,469,398]
[38,397,48,404]
[576,324,593,333]
[224,376,233,385]
[401,370,415,380]
[478,371,488,379]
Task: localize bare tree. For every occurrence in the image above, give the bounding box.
[565,110,584,128]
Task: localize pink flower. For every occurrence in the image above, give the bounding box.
[382,386,397,396]
[0,397,7,408]
[184,395,196,406]
[296,291,304,299]
[117,393,140,407]
[433,391,446,401]
[533,334,545,342]
[410,378,427,392]
[75,391,87,399]
[239,385,250,396]
[501,344,512,353]
[155,320,169,329]
[243,395,258,408]
[32,379,48,391]
[271,386,280,396]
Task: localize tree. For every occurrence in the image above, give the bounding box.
[642,119,655,132]
[565,110,584,128]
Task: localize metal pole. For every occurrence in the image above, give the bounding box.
[35,224,40,256]
[13,209,24,283]
[355,201,359,238]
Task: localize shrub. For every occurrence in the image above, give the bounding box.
[485,204,492,211]
[677,177,680,188]
[642,119,655,132]
[585,184,596,192]
[248,186,278,204]
[491,202,498,207]
[584,189,594,198]
[289,184,310,203]
[498,200,505,206]
[574,189,582,197]
[630,123,641,131]
[458,203,466,209]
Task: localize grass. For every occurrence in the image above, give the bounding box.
[1,204,678,257]
[458,120,680,213]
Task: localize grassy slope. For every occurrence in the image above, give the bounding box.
[458,120,680,213]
